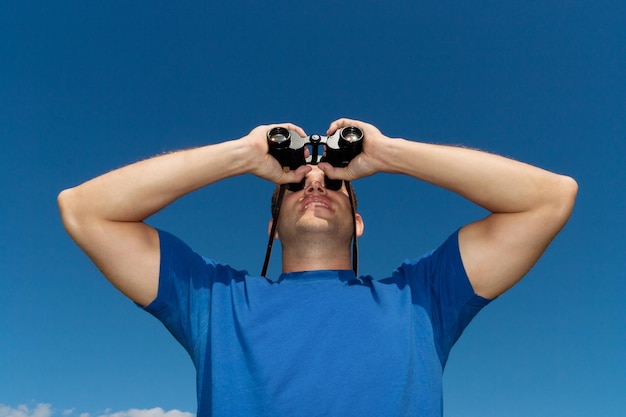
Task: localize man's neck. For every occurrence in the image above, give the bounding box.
[280,238,352,273]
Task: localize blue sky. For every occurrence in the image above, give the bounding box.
[1,1,624,416]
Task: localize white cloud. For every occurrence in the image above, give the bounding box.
[0,405,192,417]
[96,408,193,417]
[0,404,53,417]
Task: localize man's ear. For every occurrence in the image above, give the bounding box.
[268,218,279,239]
[355,213,364,238]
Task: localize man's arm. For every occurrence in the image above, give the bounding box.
[58,124,310,306]
[322,118,578,299]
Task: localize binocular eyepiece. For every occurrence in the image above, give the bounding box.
[267,126,364,171]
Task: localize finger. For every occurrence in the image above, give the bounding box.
[327,117,359,135]
[261,123,306,139]
[278,122,306,137]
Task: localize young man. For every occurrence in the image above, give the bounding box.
[58,118,577,416]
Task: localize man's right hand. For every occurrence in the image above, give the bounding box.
[241,123,312,185]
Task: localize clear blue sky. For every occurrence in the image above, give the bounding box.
[1,1,624,416]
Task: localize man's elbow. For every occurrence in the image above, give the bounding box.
[549,174,578,227]
[57,187,86,237]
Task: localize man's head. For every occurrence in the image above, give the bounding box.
[262,165,363,276]
[269,165,363,243]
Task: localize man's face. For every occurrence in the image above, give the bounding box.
[275,166,358,244]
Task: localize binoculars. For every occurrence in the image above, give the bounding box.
[267,126,364,170]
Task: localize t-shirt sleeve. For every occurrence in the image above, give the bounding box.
[402,229,491,367]
[142,229,214,356]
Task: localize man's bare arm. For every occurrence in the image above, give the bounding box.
[58,124,310,306]
[322,118,578,299]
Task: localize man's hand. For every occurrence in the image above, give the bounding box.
[318,118,391,181]
[242,123,312,185]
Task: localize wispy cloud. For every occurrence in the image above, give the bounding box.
[95,408,193,417]
[0,404,53,417]
[0,405,193,417]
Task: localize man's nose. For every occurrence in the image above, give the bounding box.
[304,180,326,195]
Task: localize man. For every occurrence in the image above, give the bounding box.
[58,118,577,416]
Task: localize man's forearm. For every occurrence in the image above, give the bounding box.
[59,139,253,224]
[378,138,574,214]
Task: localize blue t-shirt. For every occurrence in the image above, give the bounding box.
[144,229,490,417]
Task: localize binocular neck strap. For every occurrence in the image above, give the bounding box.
[261,184,286,277]
[260,183,359,278]
[345,180,359,277]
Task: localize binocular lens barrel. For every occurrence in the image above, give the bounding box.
[340,126,363,143]
[267,127,291,146]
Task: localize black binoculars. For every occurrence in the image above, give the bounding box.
[267,126,363,169]
[267,126,363,190]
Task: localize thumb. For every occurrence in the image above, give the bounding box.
[278,164,312,184]
[317,162,358,181]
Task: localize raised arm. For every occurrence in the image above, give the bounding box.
[322,118,578,299]
[58,124,311,306]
